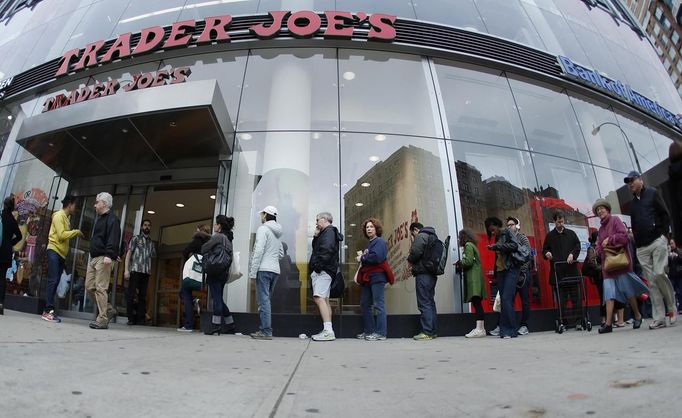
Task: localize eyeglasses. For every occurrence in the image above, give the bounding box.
[507,223,516,227]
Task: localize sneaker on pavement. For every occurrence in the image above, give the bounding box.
[89,321,108,329]
[649,320,666,329]
[489,326,500,336]
[41,310,61,323]
[365,333,386,341]
[518,325,529,335]
[465,328,485,338]
[312,330,336,341]
[250,331,272,340]
[412,332,434,341]
[177,326,193,332]
[356,332,367,339]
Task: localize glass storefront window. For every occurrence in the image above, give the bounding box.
[22,9,89,72]
[258,1,333,12]
[413,0,486,32]
[593,165,629,215]
[335,0,417,19]
[162,51,248,130]
[61,0,130,54]
[237,49,338,132]
[614,115,660,173]
[522,3,590,64]
[473,0,545,49]
[112,0,186,37]
[569,23,627,83]
[340,133,456,313]
[434,61,526,149]
[227,131,340,314]
[508,77,590,163]
[339,49,440,137]
[179,0,259,20]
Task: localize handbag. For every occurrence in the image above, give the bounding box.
[493,291,501,312]
[228,251,242,284]
[603,246,629,272]
[202,235,231,275]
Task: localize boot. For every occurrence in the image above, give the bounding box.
[204,323,221,335]
[222,322,236,334]
[0,304,4,315]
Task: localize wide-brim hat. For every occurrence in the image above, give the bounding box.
[592,198,611,214]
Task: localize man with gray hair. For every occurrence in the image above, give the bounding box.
[309,212,343,341]
[86,192,121,329]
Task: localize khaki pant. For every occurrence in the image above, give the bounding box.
[637,235,675,322]
[85,256,113,325]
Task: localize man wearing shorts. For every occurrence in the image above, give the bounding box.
[309,212,343,341]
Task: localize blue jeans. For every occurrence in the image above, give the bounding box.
[179,278,202,329]
[516,271,530,327]
[256,271,278,336]
[498,267,519,337]
[45,249,65,311]
[415,274,437,335]
[206,274,232,325]
[360,280,387,336]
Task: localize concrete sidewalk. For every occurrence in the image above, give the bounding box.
[1,310,680,418]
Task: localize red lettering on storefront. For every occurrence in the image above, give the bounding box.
[75,86,91,103]
[197,15,233,43]
[170,67,192,84]
[249,11,288,38]
[323,11,354,38]
[55,48,81,76]
[368,14,397,41]
[287,10,321,38]
[133,26,166,55]
[72,40,105,71]
[151,70,169,87]
[100,33,132,62]
[163,20,195,48]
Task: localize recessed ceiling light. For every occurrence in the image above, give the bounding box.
[48,142,54,147]
[121,128,128,133]
[343,71,355,80]
[210,195,216,200]
[350,223,356,227]
[374,134,386,142]
[169,121,177,127]
[7,115,12,120]
[361,182,370,187]
[355,202,364,207]
[369,156,379,162]
[175,203,185,208]
[81,135,87,140]
[347,234,353,238]
[240,133,252,140]
[147,210,155,214]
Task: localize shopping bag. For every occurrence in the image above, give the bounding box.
[493,291,501,312]
[57,272,71,298]
[228,251,242,284]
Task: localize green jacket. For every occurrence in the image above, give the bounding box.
[460,242,487,302]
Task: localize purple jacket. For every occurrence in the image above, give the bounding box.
[596,214,632,278]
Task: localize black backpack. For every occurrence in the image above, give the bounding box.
[422,233,450,276]
[202,235,232,276]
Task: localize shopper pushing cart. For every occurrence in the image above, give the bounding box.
[553,261,591,333]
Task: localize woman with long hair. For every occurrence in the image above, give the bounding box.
[593,199,647,334]
[356,218,394,341]
[201,215,236,335]
[457,228,487,338]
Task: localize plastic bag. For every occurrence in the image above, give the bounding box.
[228,251,242,284]
[493,291,501,312]
[57,272,71,298]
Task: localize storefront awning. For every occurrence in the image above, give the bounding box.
[15,80,232,179]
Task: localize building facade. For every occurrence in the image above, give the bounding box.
[0,0,681,336]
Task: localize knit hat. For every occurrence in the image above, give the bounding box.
[592,198,611,214]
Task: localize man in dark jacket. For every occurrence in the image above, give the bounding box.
[85,192,121,330]
[541,211,581,326]
[407,222,439,340]
[309,212,343,341]
[626,170,677,328]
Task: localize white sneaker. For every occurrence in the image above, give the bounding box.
[312,330,336,341]
[518,325,529,335]
[176,327,193,332]
[465,328,485,338]
[489,326,500,336]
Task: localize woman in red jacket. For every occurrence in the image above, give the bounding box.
[593,199,648,334]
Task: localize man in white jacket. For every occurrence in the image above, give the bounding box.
[250,206,284,340]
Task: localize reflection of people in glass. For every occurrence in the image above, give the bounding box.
[42,196,82,323]
[309,212,343,342]
[407,222,439,341]
[456,229,487,338]
[356,218,393,341]
[201,216,236,336]
[249,206,283,340]
[593,199,646,334]
[178,224,211,332]
[542,211,580,326]
[484,217,518,339]
[0,196,22,315]
[507,217,531,335]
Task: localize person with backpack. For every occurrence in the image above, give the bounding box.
[249,206,283,340]
[407,222,439,340]
[484,217,519,339]
[201,215,235,336]
[309,211,343,342]
[177,224,211,332]
[456,228,487,338]
[507,217,532,335]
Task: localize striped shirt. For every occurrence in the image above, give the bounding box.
[128,234,156,274]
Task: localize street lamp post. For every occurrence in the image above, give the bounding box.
[591,121,642,174]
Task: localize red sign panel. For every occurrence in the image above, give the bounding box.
[56,11,397,77]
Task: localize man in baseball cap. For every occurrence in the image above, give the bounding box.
[260,206,278,217]
[623,170,641,184]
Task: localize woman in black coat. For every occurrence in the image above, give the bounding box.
[0,196,22,314]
